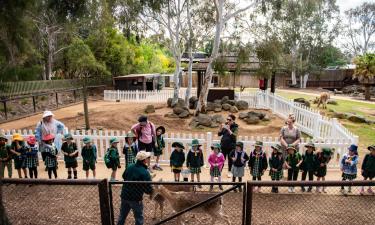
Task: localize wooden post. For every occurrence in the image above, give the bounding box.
[245,181,253,225]
[55,92,59,108]
[98,179,112,225]
[73,90,77,102]
[3,101,7,120]
[32,96,36,113]
[83,82,90,130]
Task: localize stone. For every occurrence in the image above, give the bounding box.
[165,113,179,118]
[227,100,236,106]
[366,119,375,124]
[167,98,173,107]
[294,98,311,107]
[229,106,239,113]
[197,114,212,127]
[172,98,186,108]
[214,107,222,112]
[348,115,366,123]
[189,120,199,128]
[210,121,220,128]
[327,99,338,105]
[212,114,225,124]
[77,112,84,116]
[178,110,190,118]
[235,100,249,110]
[206,102,215,111]
[221,96,229,104]
[222,103,231,111]
[248,111,265,120]
[333,112,345,119]
[173,107,184,115]
[144,105,155,113]
[189,96,198,109]
[245,116,260,124]
[262,115,270,121]
[214,99,222,105]
[189,96,198,104]
[239,112,248,119]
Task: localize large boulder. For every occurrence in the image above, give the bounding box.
[164,113,179,118]
[221,96,230,104]
[222,103,231,111]
[333,112,346,119]
[210,121,220,128]
[197,114,212,127]
[212,114,225,124]
[227,100,236,106]
[178,110,190,118]
[262,115,270,121]
[245,116,260,125]
[189,96,198,109]
[214,103,222,112]
[214,107,222,112]
[239,112,248,119]
[248,111,265,120]
[294,98,310,107]
[144,105,155,113]
[214,99,222,105]
[347,115,366,123]
[229,106,239,113]
[235,100,249,110]
[206,102,215,112]
[173,107,185,115]
[327,99,338,105]
[167,98,173,107]
[173,98,186,108]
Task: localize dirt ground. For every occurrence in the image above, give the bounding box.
[0,101,284,138]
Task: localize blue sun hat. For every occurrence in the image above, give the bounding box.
[348,144,358,155]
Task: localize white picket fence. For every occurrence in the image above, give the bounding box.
[1,129,352,168]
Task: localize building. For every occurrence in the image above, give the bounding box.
[113,74,162,91]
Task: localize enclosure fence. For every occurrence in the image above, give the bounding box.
[1,178,111,225]
[0,129,351,168]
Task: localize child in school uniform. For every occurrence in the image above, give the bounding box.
[269,144,284,193]
[170,142,185,182]
[284,144,302,193]
[81,137,97,179]
[153,126,165,171]
[315,147,333,193]
[186,139,204,188]
[248,141,268,193]
[300,141,317,192]
[208,143,225,191]
[43,134,58,179]
[0,134,12,178]
[10,133,28,178]
[360,145,375,195]
[25,135,39,179]
[107,137,121,181]
[340,144,359,195]
[230,142,249,192]
[61,133,79,179]
[123,131,138,169]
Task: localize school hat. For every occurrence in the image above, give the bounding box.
[110,137,119,145]
[0,133,7,141]
[211,143,221,150]
[367,145,375,151]
[64,133,73,140]
[236,141,244,149]
[322,147,333,156]
[12,133,24,142]
[254,141,263,147]
[27,135,37,145]
[42,111,54,118]
[189,139,201,147]
[348,144,358,155]
[286,144,297,151]
[136,151,152,161]
[172,142,185,149]
[271,144,283,153]
[304,141,316,150]
[138,115,148,123]
[156,126,166,134]
[125,131,136,139]
[83,137,91,144]
[42,134,55,141]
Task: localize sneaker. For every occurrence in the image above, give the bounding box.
[233,189,238,193]
[348,187,352,193]
[322,188,327,193]
[227,172,233,178]
[291,187,295,193]
[152,165,157,170]
[157,166,163,171]
[257,187,262,193]
[367,188,374,195]
[197,185,202,189]
[209,185,213,192]
[288,187,293,193]
[275,188,279,193]
[341,189,348,196]
[219,185,223,191]
[301,187,305,192]
[316,187,321,193]
[239,187,243,192]
[307,187,312,192]
[360,189,365,195]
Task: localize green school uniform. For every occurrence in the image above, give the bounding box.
[0,144,12,178]
[82,145,97,171]
[154,135,165,156]
[61,142,78,168]
[286,152,302,170]
[107,147,120,170]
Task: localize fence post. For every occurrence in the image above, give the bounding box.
[32,96,36,113]
[136,90,139,101]
[3,101,7,120]
[206,132,212,154]
[108,183,115,225]
[55,92,59,108]
[117,90,120,101]
[313,114,322,138]
[98,179,112,225]
[245,181,253,225]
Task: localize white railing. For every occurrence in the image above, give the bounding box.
[1,129,351,168]
[104,88,197,103]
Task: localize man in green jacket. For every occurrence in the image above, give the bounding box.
[117,151,153,225]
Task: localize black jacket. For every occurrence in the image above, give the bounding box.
[186,150,204,168]
[121,161,153,201]
[248,151,268,173]
[229,150,249,167]
[269,153,284,171]
[170,150,185,167]
[218,123,238,150]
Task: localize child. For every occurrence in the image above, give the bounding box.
[186,139,204,188]
[170,142,185,182]
[340,144,359,195]
[300,141,317,192]
[10,133,27,178]
[25,135,39,179]
[61,133,78,179]
[81,137,97,179]
[123,132,138,169]
[208,143,225,191]
[229,142,249,192]
[315,147,333,193]
[360,145,375,195]
[153,126,165,171]
[284,144,302,193]
[107,137,121,181]
[43,134,58,179]
[269,144,284,193]
[248,141,268,193]
[0,134,12,178]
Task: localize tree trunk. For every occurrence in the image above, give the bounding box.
[172,59,181,104]
[300,75,303,88]
[291,70,297,86]
[185,45,193,107]
[364,84,371,100]
[271,72,276,93]
[303,73,309,88]
[83,76,90,130]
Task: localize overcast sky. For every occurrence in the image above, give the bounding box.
[337,0,370,13]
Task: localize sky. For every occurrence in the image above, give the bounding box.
[337,0,370,13]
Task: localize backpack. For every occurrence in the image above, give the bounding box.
[104,149,112,168]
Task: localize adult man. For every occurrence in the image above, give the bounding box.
[131,115,156,153]
[117,151,153,225]
[218,114,238,178]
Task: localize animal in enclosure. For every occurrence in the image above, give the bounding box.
[152,184,231,225]
[316,92,330,109]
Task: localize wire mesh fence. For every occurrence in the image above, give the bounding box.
[109,182,245,225]
[247,181,375,225]
[1,179,110,225]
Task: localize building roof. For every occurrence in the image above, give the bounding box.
[114,74,160,80]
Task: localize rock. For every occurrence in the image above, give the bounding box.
[172,98,186,108]
[189,96,198,109]
[210,121,220,128]
[294,98,310,107]
[229,106,239,113]
[189,120,199,128]
[167,98,173,107]
[222,103,231,111]
[206,102,215,111]
[221,96,229,104]
[227,100,236,106]
[178,110,190,118]
[235,100,249,110]
[366,119,375,124]
[189,96,198,104]
[212,114,225,124]
[144,105,155,113]
[173,107,184,115]
[348,115,366,123]
[77,112,84,116]
[245,116,260,124]
[197,114,212,127]
[214,99,222,105]
[248,111,265,120]
[327,99,338,105]
[239,112,248,119]
[214,107,222,112]
[262,115,270,121]
[165,113,179,118]
[333,112,345,119]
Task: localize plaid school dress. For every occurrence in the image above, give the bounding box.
[251,157,261,177]
[270,169,283,180]
[210,166,221,177]
[25,146,39,168]
[124,144,137,169]
[44,144,58,168]
[190,167,201,174]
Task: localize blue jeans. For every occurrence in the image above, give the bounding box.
[117,200,144,225]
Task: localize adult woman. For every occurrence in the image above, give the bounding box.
[131,115,156,153]
[280,117,301,158]
[218,114,238,178]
